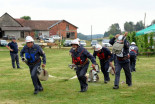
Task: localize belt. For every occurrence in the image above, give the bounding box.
[28,58,41,65]
[117,56,129,61]
[77,59,88,67]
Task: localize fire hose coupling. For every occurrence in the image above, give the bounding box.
[91,64,100,73]
[37,66,43,74]
[68,64,77,71]
[21,57,27,62]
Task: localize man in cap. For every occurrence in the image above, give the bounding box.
[93,44,112,83]
[70,39,96,92]
[129,42,138,72]
[109,32,132,89]
[20,36,46,94]
[6,37,21,69]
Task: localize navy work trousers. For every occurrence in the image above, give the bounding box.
[29,62,42,91]
[100,60,110,82]
[76,61,89,90]
[10,53,20,68]
[114,61,132,86]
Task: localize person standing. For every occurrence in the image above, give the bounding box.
[20,36,46,94]
[109,32,132,89]
[129,42,138,72]
[6,37,20,69]
[93,44,112,83]
[70,39,96,92]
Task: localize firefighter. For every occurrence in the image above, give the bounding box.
[20,36,46,94]
[70,39,96,92]
[129,42,138,72]
[109,33,132,89]
[6,37,20,69]
[93,44,112,83]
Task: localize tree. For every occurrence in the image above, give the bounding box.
[109,34,114,39]
[151,19,155,25]
[124,21,134,32]
[149,33,154,52]
[104,31,109,37]
[20,16,31,20]
[135,21,144,31]
[108,23,121,36]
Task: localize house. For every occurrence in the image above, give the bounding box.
[0,13,78,39]
[0,13,31,39]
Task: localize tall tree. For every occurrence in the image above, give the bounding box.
[151,19,155,25]
[108,23,121,36]
[135,21,144,31]
[124,21,134,32]
[20,16,31,20]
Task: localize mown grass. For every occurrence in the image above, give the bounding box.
[0,47,155,104]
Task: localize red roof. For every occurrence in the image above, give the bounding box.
[15,19,60,31]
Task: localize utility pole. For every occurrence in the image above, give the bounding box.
[91,25,92,41]
[144,12,146,28]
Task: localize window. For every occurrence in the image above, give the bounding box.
[66,25,69,31]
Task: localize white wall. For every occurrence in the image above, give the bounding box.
[5,31,21,39]
[40,31,49,37]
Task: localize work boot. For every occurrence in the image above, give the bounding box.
[82,86,88,92]
[104,81,108,84]
[128,84,132,87]
[34,90,39,94]
[39,88,43,92]
[113,85,119,89]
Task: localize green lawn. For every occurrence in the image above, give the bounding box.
[0,48,155,104]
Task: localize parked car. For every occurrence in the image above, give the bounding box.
[91,40,98,47]
[8,35,15,40]
[50,35,61,40]
[102,39,111,47]
[63,40,72,47]
[2,36,8,40]
[44,38,54,43]
[39,35,47,40]
[0,40,8,46]
[80,40,86,47]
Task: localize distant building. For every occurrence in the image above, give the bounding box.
[0,13,78,39]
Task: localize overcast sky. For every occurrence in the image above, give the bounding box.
[0,0,155,35]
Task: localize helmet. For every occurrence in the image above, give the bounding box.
[94,44,102,51]
[131,42,136,45]
[71,39,79,46]
[25,36,34,43]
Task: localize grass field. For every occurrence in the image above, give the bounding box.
[0,47,155,104]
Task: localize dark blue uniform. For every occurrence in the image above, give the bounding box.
[20,44,46,91]
[70,47,96,91]
[93,47,112,82]
[8,41,20,68]
[109,37,132,87]
[129,45,138,72]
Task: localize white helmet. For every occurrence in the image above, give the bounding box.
[94,44,102,51]
[25,36,34,43]
[71,39,79,46]
[131,42,136,45]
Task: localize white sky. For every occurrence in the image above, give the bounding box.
[0,0,155,35]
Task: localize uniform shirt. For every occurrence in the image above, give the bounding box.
[129,45,138,55]
[93,47,112,62]
[8,41,18,54]
[70,46,96,65]
[20,44,46,64]
[109,37,129,63]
